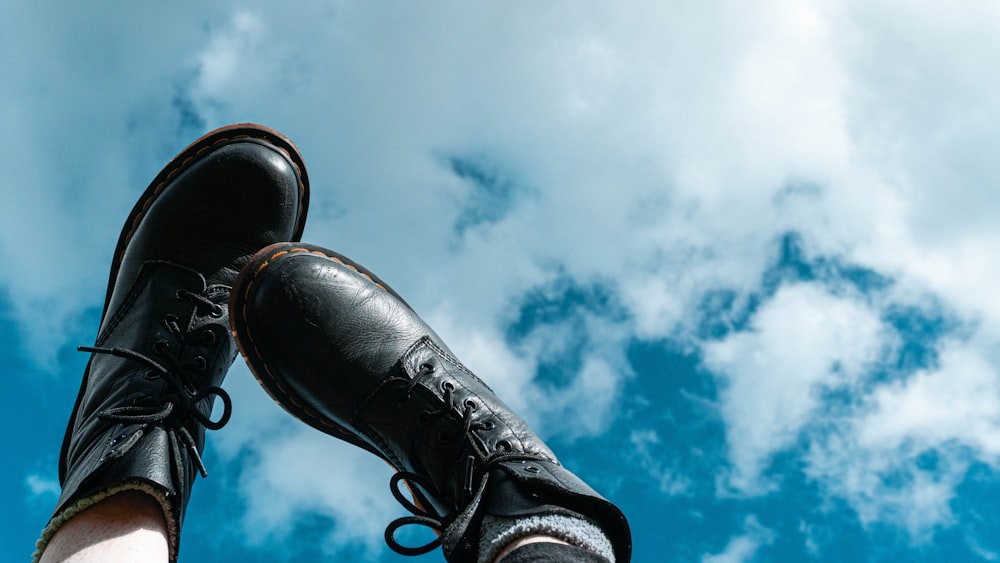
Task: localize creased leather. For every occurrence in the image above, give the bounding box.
[55,262,235,531]
[41,125,309,563]
[231,243,632,563]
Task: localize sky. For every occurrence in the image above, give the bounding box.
[3,1,1000,561]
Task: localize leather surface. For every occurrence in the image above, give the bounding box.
[49,125,309,561]
[105,139,304,326]
[231,243,631,562]
[57,262,234,522]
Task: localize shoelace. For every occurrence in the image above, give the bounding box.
[384,363,548,556]
[78,288,232,481]
[384,452,549,556]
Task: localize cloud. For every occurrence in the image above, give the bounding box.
[235,429,399,555]
[25,473,59,499]
[701,515,775,563]
[704,282,888,493]
[804,342,1000,539]
[210,364,401,556]
[8,0,1000,558]
[0,2,244,369]
[630,429,693,496]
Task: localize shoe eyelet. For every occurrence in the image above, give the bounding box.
[525,465,540,474]
[143,370,160,381]
[201,330,217,345]
[175,289,187,299]
[496,439,512,452]
[192,356,207,372]
[162,314,181,334]
[480,420,495,431]
[441,381,455,392]
[464,399,477,410]
[209,304,224,318]
[419,363,435,375]
[153,340,169,354]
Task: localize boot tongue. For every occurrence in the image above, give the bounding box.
[483,467,584,520]
[440,466,588,561]
[98,261,208,343]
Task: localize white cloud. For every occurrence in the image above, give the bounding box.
[630,429,693,496]
[704,283,888,493]
[0,2,241,368]
[804,342,1000,539]
[857,344,1000,455]
[7,0,1000,553]
[213,364,399,555]
[25,473,59,499]
[196,12,266,95]
[428,294,632,440]
[702,515,775,563]
[235,428,398,555]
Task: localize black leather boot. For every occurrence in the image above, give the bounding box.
[34,123,310,562]
[229,243,631,563]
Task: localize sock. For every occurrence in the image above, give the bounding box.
[477,513,616,563]
[496,542,612,563]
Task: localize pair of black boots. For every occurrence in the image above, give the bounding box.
[35,124,630,562]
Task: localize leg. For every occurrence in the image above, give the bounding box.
[493,536,570,563]
[40,491,168,563]
[497,539,612,563]
[34,124,310,562]
[230,243,631,562]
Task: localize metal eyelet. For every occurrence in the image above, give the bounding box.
[496,439,512,452]
[192,356,207,372]
[441,381,455,392]
[201,330,217,345]
[153,340,169,354]
[464,399,477,410]
[210,304,224,318]
[162,314,181,334]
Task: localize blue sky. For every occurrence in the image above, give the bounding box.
[5,1,1000,561]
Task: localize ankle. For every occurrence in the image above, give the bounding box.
[493,535,570,562]
[479,512,615,563]
[38,490,169,563]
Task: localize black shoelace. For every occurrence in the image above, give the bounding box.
[384,363,547,556]
[384,453,544,556]
[78,288,232,481]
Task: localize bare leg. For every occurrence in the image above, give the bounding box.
[493,536,571,563]
[39,491,168,563]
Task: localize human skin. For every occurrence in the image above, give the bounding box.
[39,491,169,563]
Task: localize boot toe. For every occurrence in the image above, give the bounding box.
[104,125,310,328]
[232,244,427,431]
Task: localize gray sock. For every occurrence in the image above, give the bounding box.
[478,513,616,563]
